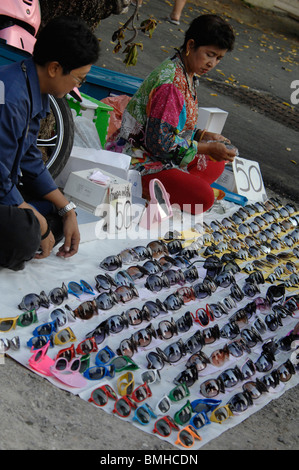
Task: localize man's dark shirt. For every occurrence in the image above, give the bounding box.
[0,57,58,206]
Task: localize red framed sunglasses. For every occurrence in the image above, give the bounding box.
[191,305,215,327]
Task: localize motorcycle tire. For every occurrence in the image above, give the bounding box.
[38,95,74,180]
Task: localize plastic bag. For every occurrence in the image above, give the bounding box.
[101,95,131,139]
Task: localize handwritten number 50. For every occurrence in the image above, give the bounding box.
[235,158,263,193]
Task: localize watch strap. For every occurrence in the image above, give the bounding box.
[58,202,76,217]
[41,224,51,240]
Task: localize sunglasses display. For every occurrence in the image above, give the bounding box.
[8,196,298,451]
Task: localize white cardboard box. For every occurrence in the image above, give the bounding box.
[63,167,131,216]
[55,146,131,189]
[215,165,237,192]
[197,107,228,134]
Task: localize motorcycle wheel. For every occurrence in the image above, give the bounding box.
[38,95,74,180]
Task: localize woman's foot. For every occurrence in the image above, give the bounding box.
[166,15,180,25]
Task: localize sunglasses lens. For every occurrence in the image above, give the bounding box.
[200,379,220,398]
[75,301,96,320]
[0,319,14,332]
[106,316,125,334]
[56,329,71,344]
[136,408,151,424]
[241,359,256,378]
[95,274,112,291]
[134,386,149,402]
[158,320,176,339]
[243,381,263,399]
[31,336,49,349]
[118,339,135,358]
[227,342,243,357]
[164,342,184,362]
[171,385,188,401]
[158,397,171,413]
[89,367,106,379]
[213,407,230,422]
[100,255,122,271]
[255,354,273,372]
[176,406,192,425]
[277,362,294,382]
[124,308,143,325]
[147,352,164,369]
[50,288,67,305]
[155,420,171,436]
[92,388,108,406]
[20,293,41,311]
[220,322,239,339]
[142,370,160,384]
[176,312,193,332]
[218,368,241,388]
[55,358,67,371]
[229,392,252,412]
[36,322,55,335]
[116,399,131,417]
[179,430,195,447]
[210,348,230,367]
[147,241,168,258]
[18,311,35,327]
[96,349,111,364]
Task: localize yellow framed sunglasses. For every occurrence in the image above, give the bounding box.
[210,405,234,424]
[117,371,135,397]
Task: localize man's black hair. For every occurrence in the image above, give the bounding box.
[182,14,235,52]
[33,16,100,73]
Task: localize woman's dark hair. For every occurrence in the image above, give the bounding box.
[182,14,235,52]
[33,16,100,73]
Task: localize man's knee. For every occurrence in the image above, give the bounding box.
[0,206,41,270]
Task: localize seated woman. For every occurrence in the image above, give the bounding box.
[107,14,237,215]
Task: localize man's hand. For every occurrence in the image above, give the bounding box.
[56,210,80,258]
[35,229,56,259]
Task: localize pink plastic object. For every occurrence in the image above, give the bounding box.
[28,341,55,376]
[50,357,88,388]
[139,178,173,229]
[0,0,41,53]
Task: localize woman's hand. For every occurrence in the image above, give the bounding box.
[194,130,231,143]
[202,131,230,143]
[198,141,237,162]
[56,210,80,258]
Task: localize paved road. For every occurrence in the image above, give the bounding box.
[94,0,299,202]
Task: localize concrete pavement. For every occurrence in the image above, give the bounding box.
[94,0,299,201]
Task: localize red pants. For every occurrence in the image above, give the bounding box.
[142,157,225,215]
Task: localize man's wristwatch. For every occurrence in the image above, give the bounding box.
[58,201,76,217]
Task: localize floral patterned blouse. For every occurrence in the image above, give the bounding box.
[106,53,206,176]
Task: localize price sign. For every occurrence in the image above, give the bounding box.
[232,157,267,202]
[107,182,132,234]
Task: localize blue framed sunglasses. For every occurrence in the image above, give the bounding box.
[189,411,211,430]
[133,403,157,425]
[32,320,58,337]
[68,280,95,298]
[95,346,115,366]
[83,364,115,380]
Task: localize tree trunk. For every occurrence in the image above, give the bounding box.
[39,0,132,30]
